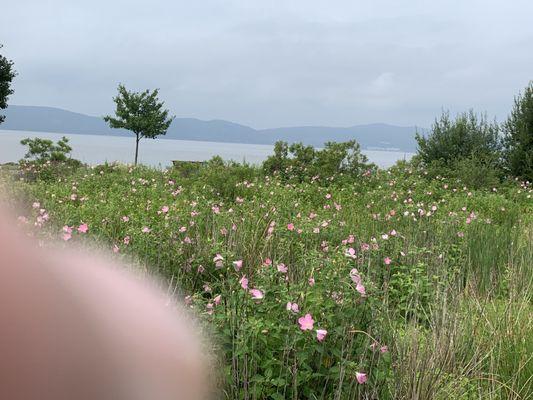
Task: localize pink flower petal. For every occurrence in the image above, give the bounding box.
[355,372,367,384]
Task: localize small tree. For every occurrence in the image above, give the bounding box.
[415,110,501,167]
[502,82,533,182]
[104,84,174,165]
[0,44,17,125]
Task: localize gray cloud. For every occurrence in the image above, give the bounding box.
[1,0,532,128]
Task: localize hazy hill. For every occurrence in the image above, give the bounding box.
[0,105,421,151]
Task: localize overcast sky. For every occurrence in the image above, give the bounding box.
[1,0,532,129]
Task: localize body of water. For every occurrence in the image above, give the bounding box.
[0,130,414,168]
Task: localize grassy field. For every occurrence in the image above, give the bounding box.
[1,160,532,399]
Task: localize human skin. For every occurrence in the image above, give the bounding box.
[0,210,210,400]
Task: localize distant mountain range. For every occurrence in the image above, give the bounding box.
[0,105,423,151]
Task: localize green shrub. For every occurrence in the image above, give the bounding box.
[415,110,501,168]
[263,140,374,183]
[197,156,259,200]
[20,136,73,163]
[502,82,533,182]
[18,136,81,182]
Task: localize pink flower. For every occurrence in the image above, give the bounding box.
[380,345,388,353]
[233,260,243,271]
[62,225,72,234]
[308,277,315,286]
[142,226,151,233]
[77,223,88,233]
[355,372,367,384]
[123,236,130,245]
[32,202,40,209]
[298,313,315,331]
[213,294,222,306]
[384,257,391,265]
[122,216,129,222]
[287,223,295,231]
[316,329,328,342]
[356,282,366,295]
[239,275,249,289]
[263,258,272,267]
[277,263,288,273]
[213,254,224,269]
[345,247,356,258]
[161,205,169,213]
[62,232,72,241]
[249,289,264,300]
[286,302,299,313]
[350,268,361,284]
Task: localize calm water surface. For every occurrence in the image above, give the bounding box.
[0,130,413,168]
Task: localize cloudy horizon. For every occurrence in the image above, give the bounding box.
[1,0,532,129]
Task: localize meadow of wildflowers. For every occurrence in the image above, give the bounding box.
[1,159,532,399]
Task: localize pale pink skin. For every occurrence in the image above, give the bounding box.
[0,208,210,400]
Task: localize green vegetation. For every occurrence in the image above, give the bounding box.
[20,136,73,163]
[2,153,531,399]
[104,84,174,165]
[0,43,16,125]
[502,82,533,182]
[17,136,81,182]
[263,140,374,184]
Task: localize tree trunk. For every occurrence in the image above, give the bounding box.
[134,134,140,165]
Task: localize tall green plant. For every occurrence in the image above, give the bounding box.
[502,82,533,182]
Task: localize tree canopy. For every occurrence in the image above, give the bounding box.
[0,44,17,125]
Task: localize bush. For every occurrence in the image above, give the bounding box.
[263,140,374,183]
[502,82,533,182]
[415,110,501,168]
[20,136,73,163]
[18,136,81,182]
[196,156,259,200]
